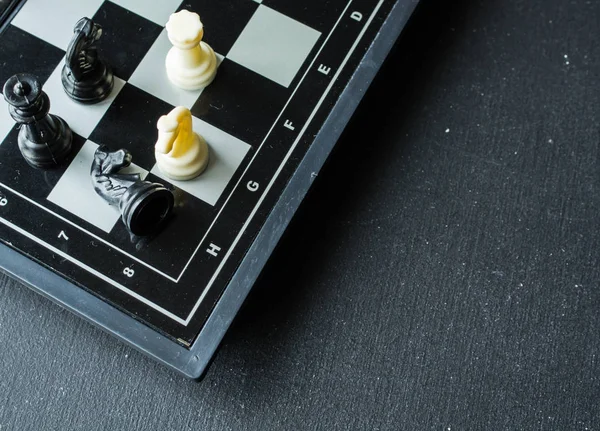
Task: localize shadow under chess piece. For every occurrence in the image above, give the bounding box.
[91,146,174,236]
[62,17,114,104]
[3,73,73,169]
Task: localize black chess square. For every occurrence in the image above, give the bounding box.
[177,0,259,55]
[89,83,172,170]
[0,127,86,202]
[0,25,65,92]
[92,1,163,81]
[262,0,345,33]
[191,58,288,146]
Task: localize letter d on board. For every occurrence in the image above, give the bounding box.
[351,11,363,22]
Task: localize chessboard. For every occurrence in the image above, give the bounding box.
[0,0,420,377]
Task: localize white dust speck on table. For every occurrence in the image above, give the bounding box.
[564,54,570,65]
[445,128,450,133]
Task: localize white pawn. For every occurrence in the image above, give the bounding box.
[165,10,217,91]
[155,106,209,181]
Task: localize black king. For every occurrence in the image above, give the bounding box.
[3,73,73,169]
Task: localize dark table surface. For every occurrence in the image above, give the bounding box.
[1,0,599,429]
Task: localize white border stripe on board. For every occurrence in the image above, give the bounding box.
[0,217,187,325]
[0,183,178,282]
[183,0,386,324]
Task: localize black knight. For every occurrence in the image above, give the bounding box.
[62,17,114,104]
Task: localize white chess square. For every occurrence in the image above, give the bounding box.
[48,140,148,233]
[151,116,250,206]
[129,29,223,109]
[108,0,181,26]
[227,5,321,88]
[0,97,13,145]
[43,60,126,139]
[11,0,105,49]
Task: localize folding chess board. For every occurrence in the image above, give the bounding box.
[0,0,420,378]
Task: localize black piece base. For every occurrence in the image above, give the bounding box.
[18,115,73,169]
[61,63,114,105]
[119,182,174,237]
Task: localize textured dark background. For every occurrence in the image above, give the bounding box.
[1,0,599,429]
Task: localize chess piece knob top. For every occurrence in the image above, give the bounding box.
[166,10,204,48]
[3,74,42,108]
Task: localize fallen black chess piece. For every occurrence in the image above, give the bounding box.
[91,146,174,236]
